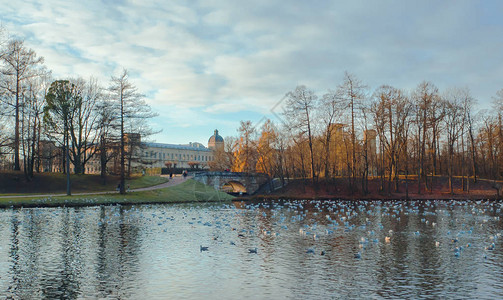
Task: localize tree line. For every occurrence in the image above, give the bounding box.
[214,72,503,195]
[0,29,156,194]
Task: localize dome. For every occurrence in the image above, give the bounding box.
[208,129,224,143]
[208,129,224,150]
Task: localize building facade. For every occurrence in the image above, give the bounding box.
[88,130,224,174]
[136,141,214,170]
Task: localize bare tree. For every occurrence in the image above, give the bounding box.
[109,69,157,194]
[283,85,318,185]
[1,39,44,170]
[319,90,345,179]
[20,72,51,179]
[94,88,118,183]
[67,77,101,174]
[371,85,412,194]
[443,88,466,194]
[492,89,503,180]
[337,72,366,193]
[412,81,440,193]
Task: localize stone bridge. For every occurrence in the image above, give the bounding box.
[190,171,270,195]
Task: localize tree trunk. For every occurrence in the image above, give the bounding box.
[120,90,126,195]
[14,78,20,171]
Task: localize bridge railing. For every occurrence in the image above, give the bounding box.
[189,171,269,178]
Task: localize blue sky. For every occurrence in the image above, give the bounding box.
[2,0,503,144]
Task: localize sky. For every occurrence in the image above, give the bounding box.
[1,0,503,145]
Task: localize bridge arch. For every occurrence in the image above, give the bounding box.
[221,181,247,194]
[191,171,270,195]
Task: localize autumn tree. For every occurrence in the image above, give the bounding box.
[255,119,278,176]
[232,120,257,173]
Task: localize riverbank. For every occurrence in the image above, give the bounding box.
[238,177,502,202]
[0,179,234,208]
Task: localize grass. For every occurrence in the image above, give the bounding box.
[0,171,168,195]
[0,179,235,208]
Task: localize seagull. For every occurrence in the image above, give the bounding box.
[248,248,258,254]
[200,245,209,252]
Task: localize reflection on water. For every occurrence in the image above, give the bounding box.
[0,200,502,299]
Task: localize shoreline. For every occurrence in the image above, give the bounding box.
[235,193,502,202]
[3,193,501,209]
[0,178,235,209]
[0,197,232,209]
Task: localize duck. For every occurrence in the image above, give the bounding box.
[248,248,258,254]
[200,245,209,252]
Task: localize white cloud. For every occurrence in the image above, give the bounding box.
[2,0,503,141]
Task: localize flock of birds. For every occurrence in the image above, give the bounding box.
[189,199,502,261]
[2,198,501,263]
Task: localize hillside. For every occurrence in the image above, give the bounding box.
[0,171,168,195]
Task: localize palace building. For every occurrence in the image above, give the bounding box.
[117,129,225,172]
[39,130,225,175]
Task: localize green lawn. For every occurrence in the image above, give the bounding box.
[0,179,235,208]
[0,171,168,195]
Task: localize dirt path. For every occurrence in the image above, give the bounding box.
[0,176,192,199]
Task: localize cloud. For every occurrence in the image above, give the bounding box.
[1,0,503,141]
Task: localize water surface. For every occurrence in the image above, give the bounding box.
[0,200,502,299]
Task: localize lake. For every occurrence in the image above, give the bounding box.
[0,199,502,299]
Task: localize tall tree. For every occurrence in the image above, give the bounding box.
[412,81,439,193]
[44,80,81,195]
[283,85,318,185]
[256,119,278,176]
[95,89,118,183]
[109,69,156,194]
[371,85,411,194]
[232,120,257,173]
[319,90,345,179]
[337,72,366,193]
[492,89,503,180]
[20,72,51,179]
[442,88,465,194]
[67,77,101,174]
[1,39,44,170]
